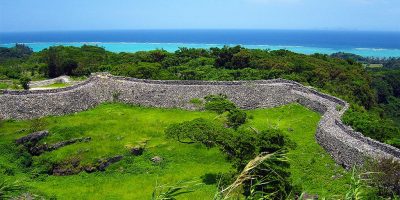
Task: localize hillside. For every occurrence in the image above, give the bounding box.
[1,45,400,199]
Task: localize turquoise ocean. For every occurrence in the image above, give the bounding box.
[1,30,400,57]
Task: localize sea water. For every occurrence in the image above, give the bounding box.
[1,30,399,58]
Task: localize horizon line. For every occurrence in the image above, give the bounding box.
[2,28,400,34]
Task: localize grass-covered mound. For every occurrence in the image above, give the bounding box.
[0,103,352,199]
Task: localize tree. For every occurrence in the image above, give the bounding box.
[231,50,252,69]
[19,76,31,90]
[227,109,247,129]
[62,59,78,75]
[47,47,58,78]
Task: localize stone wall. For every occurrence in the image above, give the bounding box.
[0,73,399,167]
[28,76,71,88]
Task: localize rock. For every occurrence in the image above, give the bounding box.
[29,144,50,156]
[97,155,124,171]
[15,130,49,146]
[53,166,81,176]
[29,137,91,156]
[151,156,163,164]
[130,146,144,156]
[83,166,97,173]
[331,173,343,180]
[301,193,319,200]
[51,137,91,150]
[52,158,82,176]
[52,155,123,175]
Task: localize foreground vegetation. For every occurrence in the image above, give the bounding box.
[0,102,359,199]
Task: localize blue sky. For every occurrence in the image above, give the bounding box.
[1,0,399,32]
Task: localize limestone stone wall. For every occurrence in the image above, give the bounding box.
[28,76,71,87]
[0,73,399,167]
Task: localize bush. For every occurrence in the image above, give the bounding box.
[243,154,292,199]
[19,76,31,90]
[165,117,295,199]
[189,98,204,109]
[387,138,400,149]
[220,130,258,169]
[342,106,400,143]
[365,158,400,197]
[164,118,231,148]
[256,129,296,153]
[189,98,203,105]
[204,94,236,114]
[227,109,247,129]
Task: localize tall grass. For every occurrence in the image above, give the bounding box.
[151,179,203,200]
[214,152,287,200]
[0,179,23,199]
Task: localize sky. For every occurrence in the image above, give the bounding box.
[0,0,400,32]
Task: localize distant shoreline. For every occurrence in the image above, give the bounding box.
[1,42,400,58]
[1,30,399,57]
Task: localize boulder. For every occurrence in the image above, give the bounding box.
[29,137,91,156]
[151,156,163,164]
[130,146,144,156]
[97,155,124,171]
[16,130,49,146]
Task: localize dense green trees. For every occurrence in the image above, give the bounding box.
[0,44,33,61]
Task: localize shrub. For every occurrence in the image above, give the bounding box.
[342,106,400,143]
[227,109,247,129]
[216,152,292,200]
[220,130,258,169]
[336,105,343,111]
[243,153,292,199]
[345,168,370,200]
[19,76,31,90]
[189,98,204,109]
[164,118,231,148]
[204,94,236,114]
[256,129,296,153]
[189,98,203,105]
[387,138,400,149]
[365,158,400,197]
[165,116,295,200]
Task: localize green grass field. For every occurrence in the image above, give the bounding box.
[0,103,351,199]
[0,82,8,89]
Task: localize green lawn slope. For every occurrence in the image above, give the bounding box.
[0,103,351,199]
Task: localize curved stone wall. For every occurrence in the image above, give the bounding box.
[28,76,71,88]
[0,73,399,167]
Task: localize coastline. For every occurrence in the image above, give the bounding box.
[1,42,400,58]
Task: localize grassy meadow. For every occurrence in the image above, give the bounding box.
[0,103,351,199]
